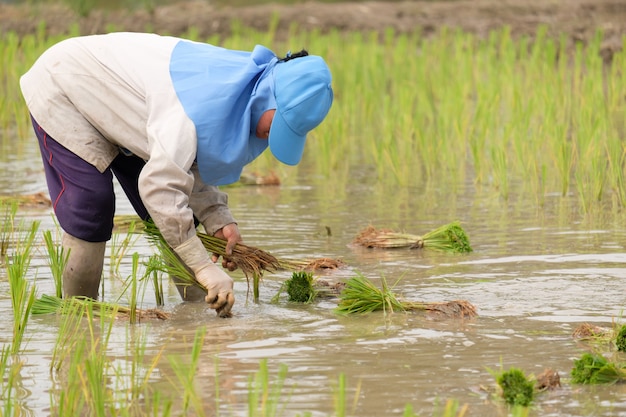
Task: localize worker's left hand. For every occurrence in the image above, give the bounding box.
[213,223,242,271]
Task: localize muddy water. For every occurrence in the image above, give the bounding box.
[1,135,626,416]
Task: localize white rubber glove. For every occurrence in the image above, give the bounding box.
[174,236,235,317]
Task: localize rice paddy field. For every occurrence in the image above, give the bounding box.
[2,1,626,416]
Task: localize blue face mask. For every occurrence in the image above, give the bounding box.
[170,41,278,185]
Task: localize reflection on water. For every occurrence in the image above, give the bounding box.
[1,133,626,416]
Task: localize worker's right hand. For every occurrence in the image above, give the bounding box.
[174,235,235,317]
[194,262,235,318]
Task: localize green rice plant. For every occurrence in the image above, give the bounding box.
[115,326,150,402]
[1,345,25,417]
[167,327,206,416]
[0,202,17,260]
[143,254,165,307]
[128,253,140,324]
[6,219,39,354]
[431,399,469,417]
[284,271,317,303]
[48,301,117,415]
[272,271,343,304]
[50,335,88,416]
[335,273,477,318]
[43,229,70,299]
[495,368,535,407]
[616,325,626,352]
[247,359,290,417]
[64,0,97,17]
[571,352,626,384]
[109,220,140,278]
[49,298,87,372]
[333,373,347,417]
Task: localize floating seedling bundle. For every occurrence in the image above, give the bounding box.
[334,274,477,318]
[275,271,477,319]
[353,221,472,253]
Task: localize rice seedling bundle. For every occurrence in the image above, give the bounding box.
[353,221,472,253]
[335,274,477,318]
[496,367,535,407]
[571,352,626,384]
[141,219,345,301]
[31,294,169,321]
[272,271,345,304]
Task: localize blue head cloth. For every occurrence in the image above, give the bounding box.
[170,42,277,185]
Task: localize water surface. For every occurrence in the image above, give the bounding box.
[1,133,626,417]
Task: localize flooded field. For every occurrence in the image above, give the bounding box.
[1,131,626,416]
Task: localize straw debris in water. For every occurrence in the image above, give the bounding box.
[335,274,477,318]
[353,221,472,253]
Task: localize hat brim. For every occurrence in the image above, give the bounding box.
[268,108,306,166]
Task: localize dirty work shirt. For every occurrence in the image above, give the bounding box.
[20,33,272,248]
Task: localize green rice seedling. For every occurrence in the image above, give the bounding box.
[143,255,165,306]
[126,329,165,405]
[43,229,70,299]
[272,271,344,304]
[167,327,206,416]
[571,352,626,384]
[353,221,472,253]
[496,367,535,407]
[128,253,140,324]
[335,273,477,318]
[49,298,87,372]
[333,373,347,417]
[50,336,88,416]
[110,220,140,278]
[81,344,109,417]
[1,345,24,417]
[7,219,39,354]
[431,399,469,417]
[247,359,289,417]
[615,325,626,352]
[284,271,317,303]
[0,202,17,260]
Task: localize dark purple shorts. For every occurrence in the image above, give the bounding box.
[32,116,149,242]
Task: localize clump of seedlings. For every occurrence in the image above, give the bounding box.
[496,367,535,407]
[285,271,317,303]
[334,273,477,318]
[615,324,626,352]
[273,271,345,304]
[353,221,472,253]
[571,352,626,384]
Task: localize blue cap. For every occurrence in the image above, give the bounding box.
[269,55,333,165]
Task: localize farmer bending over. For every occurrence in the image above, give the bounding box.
[20,32,333,317]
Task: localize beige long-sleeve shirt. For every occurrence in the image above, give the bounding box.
[20,32,236,249]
